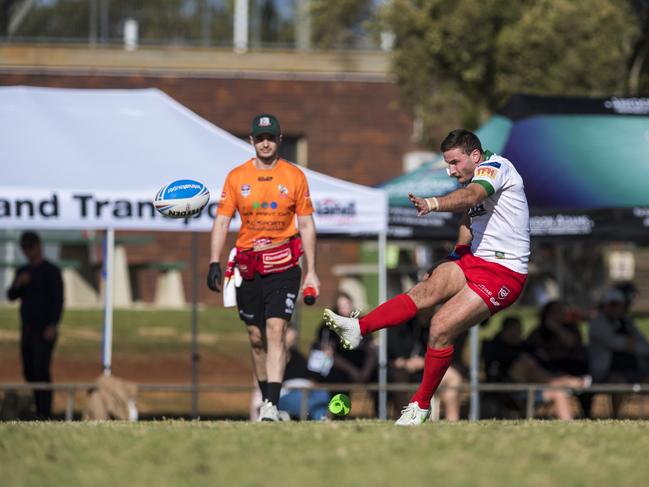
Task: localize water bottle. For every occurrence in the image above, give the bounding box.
[303,286,317,305]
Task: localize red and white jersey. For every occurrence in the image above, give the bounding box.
[468,152,530,274]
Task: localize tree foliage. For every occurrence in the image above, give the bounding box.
[378,0,645,147]
[310,0,376,49]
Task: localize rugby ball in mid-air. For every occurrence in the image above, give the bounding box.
[154,179,210,218]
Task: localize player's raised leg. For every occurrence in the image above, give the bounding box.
[323,261,465,350]
[396,286,489,425]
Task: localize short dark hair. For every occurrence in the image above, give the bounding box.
[19,231,41,249]
[440,129,483,155]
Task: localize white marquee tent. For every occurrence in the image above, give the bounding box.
[0,86,390,418]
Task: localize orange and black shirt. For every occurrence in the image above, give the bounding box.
[217,158,313,250]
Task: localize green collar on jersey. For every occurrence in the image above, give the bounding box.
[483,149,494,160]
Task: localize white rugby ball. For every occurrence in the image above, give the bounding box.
[154,179,210,218]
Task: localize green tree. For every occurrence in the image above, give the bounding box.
[495,0,639,99]
[311,0,376,49]
[378,0,643,148]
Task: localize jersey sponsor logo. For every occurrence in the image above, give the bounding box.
[479,161,501,169]
[258,176,273,182]
[495,251,505,259]
[468,204,486,218]
[241,184,251,198]
[475,167,497,179]
[253,201,278,209]
[278,184,289,197]
[498,286,510,300]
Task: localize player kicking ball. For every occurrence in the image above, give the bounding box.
[323,129,530,425]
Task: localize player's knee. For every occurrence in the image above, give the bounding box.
[428,320,453,348]
[248,328,264,350]
[407,282,441,309]
[265,320,286,342]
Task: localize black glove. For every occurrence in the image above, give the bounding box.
[206,262,222,292]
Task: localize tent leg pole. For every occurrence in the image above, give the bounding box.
[102,228,115,376]
[190,231,199,419]
[378,231,388,420]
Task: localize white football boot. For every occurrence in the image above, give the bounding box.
[258,399,280,422]
[322,309,362,350]
[395,402,430,426]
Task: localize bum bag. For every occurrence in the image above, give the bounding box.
[235,236,303,280]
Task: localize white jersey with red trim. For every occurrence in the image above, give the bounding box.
[468,152,530,274]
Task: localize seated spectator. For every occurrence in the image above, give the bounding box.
[526,301,588,376]
[588,287,649,417]
[483,316,588,420]
[308,292,377,411]
[278,326,330,420]
[525,301,592,416]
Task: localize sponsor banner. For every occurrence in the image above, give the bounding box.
[529,209,649,240]
[388,207,460,240]
[311,194,387,234]
[388,206,649,241]
[0,187,231,231]
[0,187,385,234]
[530,214,594,236]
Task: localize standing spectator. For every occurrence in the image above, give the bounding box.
[6,231,64,419]
[588,288,649,417]
[206,113,320,422]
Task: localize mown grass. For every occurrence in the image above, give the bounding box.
[2,420,649,487]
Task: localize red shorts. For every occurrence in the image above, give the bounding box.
[450,245,527,315]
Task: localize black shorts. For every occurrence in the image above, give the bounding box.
[236,265,301,327]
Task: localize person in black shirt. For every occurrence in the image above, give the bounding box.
[483,316,587,420]
[6,231,63,419]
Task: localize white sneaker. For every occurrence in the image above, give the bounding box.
[322,308,362,350]
[277,410,292,422]
[395,402,430,426]
[258,399,279,422]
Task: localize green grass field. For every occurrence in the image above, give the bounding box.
[2,420,649,487]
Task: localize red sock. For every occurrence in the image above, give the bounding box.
[411,345,454,409]
[359,294,418,336]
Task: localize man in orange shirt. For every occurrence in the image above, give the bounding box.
[207,114,320,421]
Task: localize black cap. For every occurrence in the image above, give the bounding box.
[251,114,281,137]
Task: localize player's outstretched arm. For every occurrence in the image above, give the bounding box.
[409,183,488,216]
